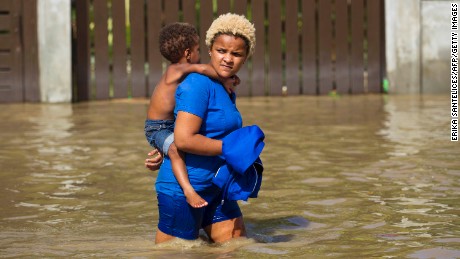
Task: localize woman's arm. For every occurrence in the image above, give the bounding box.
[174,111,222,156]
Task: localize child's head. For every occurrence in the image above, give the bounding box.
[159,22,200,64]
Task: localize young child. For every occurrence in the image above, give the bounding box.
[144,22,238,208]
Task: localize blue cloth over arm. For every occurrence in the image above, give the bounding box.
[212,125,265,201]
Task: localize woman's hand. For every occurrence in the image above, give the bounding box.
[145,149,163,171]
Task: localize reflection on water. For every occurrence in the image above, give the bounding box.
[0,95,459,258]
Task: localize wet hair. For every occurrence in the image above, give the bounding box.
[205,13,256,57]
[159,22,199,63]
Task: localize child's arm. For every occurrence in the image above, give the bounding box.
[164,63,219,85]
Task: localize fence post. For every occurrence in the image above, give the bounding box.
[130,0,147,98]
[318,0,333,95]
[147,0,162,94]
[199,0,213,64]
[301,0,317,95]
[75,0,90,101]
[93,0,110,99]
[251,0,266,96]
[367,0,384,93]
[285,0,300,95]
[335,0,351,94]
[268,0,282,95]
[350,0,365,94]
[23,0,40,102]
[112,0,128,98]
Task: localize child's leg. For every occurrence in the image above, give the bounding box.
[168,143,208,208]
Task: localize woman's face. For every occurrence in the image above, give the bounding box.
[209,34,248,78]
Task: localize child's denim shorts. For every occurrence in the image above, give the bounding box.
[144,119,175,155]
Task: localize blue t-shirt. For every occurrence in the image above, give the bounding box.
[155,73,243,196]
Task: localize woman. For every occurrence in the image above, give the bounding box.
[153,13,256,244]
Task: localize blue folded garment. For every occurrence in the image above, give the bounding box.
[213,157,263,201]
[221,125,265,174]
[213,125,265,202]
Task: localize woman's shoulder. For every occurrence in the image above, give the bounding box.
[178,73,216,93]
[183,72,213,84]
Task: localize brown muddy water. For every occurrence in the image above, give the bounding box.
[0,95,459,258]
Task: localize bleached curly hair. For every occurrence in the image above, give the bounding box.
[205,13,256,57]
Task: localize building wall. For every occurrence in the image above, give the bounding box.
[385,0,421,94]
[421,1,451,94]
[386,0,454,94]
[38,0,71,102]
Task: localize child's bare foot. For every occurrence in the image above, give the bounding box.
[185,191,208,208]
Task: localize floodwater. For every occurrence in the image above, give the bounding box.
[0,94,459,258]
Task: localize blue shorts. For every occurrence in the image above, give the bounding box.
[144,119,175,155]
[156,186,242,240]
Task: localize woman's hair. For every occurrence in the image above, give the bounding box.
[159,22,199,63]
[205,13,256,57]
